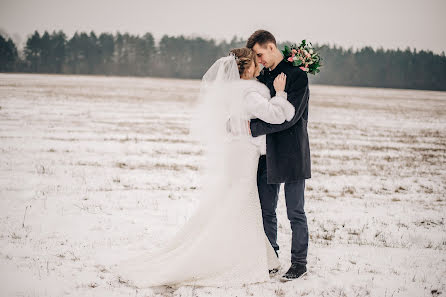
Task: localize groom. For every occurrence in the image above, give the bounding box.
[246,30,311,280]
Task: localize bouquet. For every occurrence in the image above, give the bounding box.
[282,40,322,75]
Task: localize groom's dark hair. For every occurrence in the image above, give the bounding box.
[246,30,276,49]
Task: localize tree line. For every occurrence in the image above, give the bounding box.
[1,30,445,91]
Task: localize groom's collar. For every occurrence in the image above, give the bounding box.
[268,59,287,75]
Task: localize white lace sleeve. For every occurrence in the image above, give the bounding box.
[245,91,295,124]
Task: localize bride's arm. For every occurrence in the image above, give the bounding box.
[245,90,295,124]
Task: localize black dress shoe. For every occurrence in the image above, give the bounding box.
[280,263,307,281]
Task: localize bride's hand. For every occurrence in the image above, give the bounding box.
[273,73,286,92]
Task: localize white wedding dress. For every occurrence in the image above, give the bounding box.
[113,56,295,288]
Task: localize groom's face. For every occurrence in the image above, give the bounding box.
[252,43,275,69]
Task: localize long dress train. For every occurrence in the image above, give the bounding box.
[112,79,293,288]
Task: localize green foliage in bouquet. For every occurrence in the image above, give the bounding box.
[282,40,322,75]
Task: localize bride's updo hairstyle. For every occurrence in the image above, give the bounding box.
[229,48,257,78]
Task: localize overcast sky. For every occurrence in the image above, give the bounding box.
[1,0,445,54]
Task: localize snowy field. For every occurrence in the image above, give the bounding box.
[0,73,445,297]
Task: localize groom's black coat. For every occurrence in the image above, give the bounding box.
[251,59,311,184]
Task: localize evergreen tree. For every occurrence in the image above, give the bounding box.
[24,31,42,72]
[0,35,18,72]
[51,31,67,73]
[98,33,115,75]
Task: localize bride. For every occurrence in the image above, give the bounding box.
[113,48,295,287]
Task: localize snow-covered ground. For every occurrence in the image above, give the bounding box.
[0,73,445,297]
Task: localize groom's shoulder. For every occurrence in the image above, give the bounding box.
[284,63,305,76]
[286,65,308,85]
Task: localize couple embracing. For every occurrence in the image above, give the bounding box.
[113,29,311,287]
